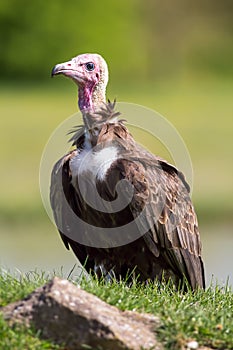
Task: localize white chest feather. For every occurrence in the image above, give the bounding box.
[70,143,118,182]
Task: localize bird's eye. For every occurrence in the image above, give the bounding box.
[85,62,95,71]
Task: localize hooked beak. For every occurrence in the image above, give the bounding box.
[51,60,83,83]
[51,63,63,77]
[51,60,72,77]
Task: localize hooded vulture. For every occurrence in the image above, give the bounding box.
[50,53,205,289]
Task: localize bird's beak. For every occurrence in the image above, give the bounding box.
[51,63,63,77]
[51,59,85,86]
[51,60,77,78]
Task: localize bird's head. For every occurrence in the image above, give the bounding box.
[52,53,109,113]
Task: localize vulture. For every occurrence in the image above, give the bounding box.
[50,53,205,290]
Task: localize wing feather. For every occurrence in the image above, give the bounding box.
[103,148,205,289]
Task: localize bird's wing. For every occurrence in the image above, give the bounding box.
[50,149,96,270]
[100,146,205,289]
[50,152,70,250]
[142,157,205,289]
[95,121,204,288]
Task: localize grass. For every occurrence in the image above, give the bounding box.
[0,271,60,350]
[0,269,232,349]
[0,319,60,350]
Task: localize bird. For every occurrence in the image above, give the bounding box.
[50,53,205,290]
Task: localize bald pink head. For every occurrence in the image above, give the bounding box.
[52,53,109,113]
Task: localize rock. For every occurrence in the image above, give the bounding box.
[1,277,162,350]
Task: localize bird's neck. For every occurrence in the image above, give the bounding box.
[78,82,106,116]
[78,82,107,146]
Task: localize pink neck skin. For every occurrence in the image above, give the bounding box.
[78,83,95,113]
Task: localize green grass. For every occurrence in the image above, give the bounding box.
[0,317,60,350]
[0,271,60,350]
[0,270,232,349]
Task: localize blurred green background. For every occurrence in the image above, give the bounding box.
[0,0,232,285]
